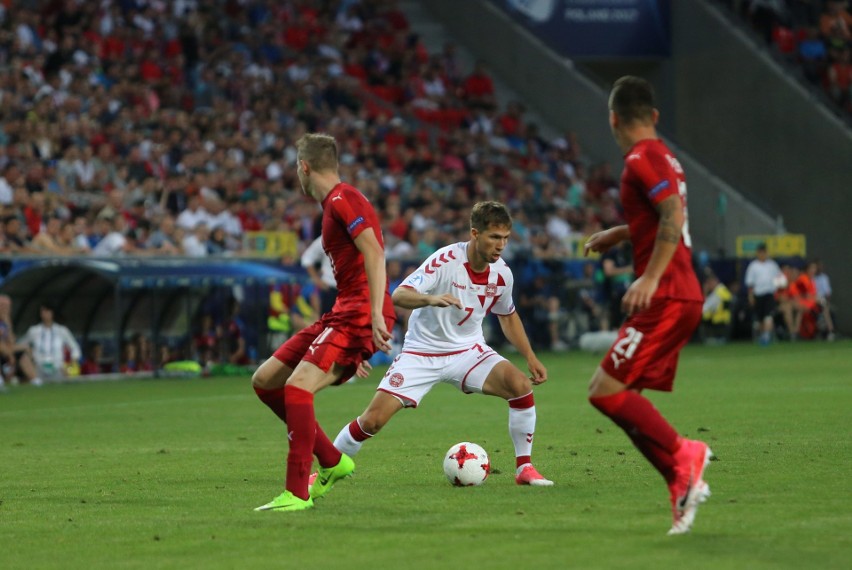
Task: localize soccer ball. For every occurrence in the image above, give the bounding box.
[443,442,490,486]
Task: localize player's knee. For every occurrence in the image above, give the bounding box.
[504,370,533,399]
[252,362,284,390]
[514,376,533,398]
[251,367,270,389]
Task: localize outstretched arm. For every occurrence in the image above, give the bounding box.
[497,312,547,384]
[584,225,630,256]
[391,286,462,310]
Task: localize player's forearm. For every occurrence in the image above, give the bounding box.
[305,266,323,286]
[643,240,678,282]
[362,245,388,322]
[391,286,431,309]
[498,312,536,360]
[644,197,682,281]
[609,225,630,243]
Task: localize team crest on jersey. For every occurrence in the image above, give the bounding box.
[485,283,498,298]
[389,372,404,388]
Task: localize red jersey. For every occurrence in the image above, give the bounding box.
[792,274,818,311]
[620,139,702,302]
[320,182,394,328]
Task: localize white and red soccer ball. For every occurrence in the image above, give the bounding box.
[443,442,490,486]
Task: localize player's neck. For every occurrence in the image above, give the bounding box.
[619,127,657,154]
[311,173,342,201]
[466,240,488,273]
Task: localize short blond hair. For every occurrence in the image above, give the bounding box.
[296,133,338,172]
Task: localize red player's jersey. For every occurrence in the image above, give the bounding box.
[620,139,702,302]
[320,182,394,328]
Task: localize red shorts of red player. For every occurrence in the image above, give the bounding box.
[273,313,395,383]
[600,299,702,392]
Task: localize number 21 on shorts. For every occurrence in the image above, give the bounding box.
[610,326,644,369]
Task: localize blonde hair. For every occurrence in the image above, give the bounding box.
[296,133,338,172]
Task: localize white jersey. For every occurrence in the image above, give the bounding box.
[399,242,515,353]
[22,323,82,373]
[745,258,783,296]
[301,236,336,289]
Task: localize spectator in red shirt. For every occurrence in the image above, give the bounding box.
[462,60,496,111]
[237,193,264,232]
[81,341,107,376]
[23,192,46,237]
[778,263,810,339]
[139,49,164,83]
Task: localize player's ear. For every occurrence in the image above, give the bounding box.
[609,110,618,129]
[652,108,659,125]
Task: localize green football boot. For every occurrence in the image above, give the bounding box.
[308,453,355,500]
[254,490,314,512]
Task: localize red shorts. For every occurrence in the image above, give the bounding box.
[273,312,394,383]
[600,299,702,392]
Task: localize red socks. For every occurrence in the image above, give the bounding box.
[283,385,315,500]
[251,384,341,500]
[590,391,682,484]
[348,418,373,442]
[253,385,287,423]
[313,424,342,469]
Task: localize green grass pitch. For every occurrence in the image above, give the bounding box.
[1,341,850,569]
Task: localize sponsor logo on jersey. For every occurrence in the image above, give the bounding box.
[347,216,365,233]
[389,372,404,388]
[452,281,467,290]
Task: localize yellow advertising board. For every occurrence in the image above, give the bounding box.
[244,231,299,259]
[736,234,806,258]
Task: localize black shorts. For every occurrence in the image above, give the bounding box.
[753,294,776,321]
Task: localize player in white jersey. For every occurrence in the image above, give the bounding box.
[322,201,553,488]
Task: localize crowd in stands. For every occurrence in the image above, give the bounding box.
[728,0,852,116]
[0,0,616,265]
[0,0,621,350]
[0,0,838,373]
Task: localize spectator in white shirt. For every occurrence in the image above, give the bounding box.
[91,215,135,257]
[0,163,20,206]
[181,222,210,257]
[176,193,211,231]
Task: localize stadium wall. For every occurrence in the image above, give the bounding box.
[666,1,852,334]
